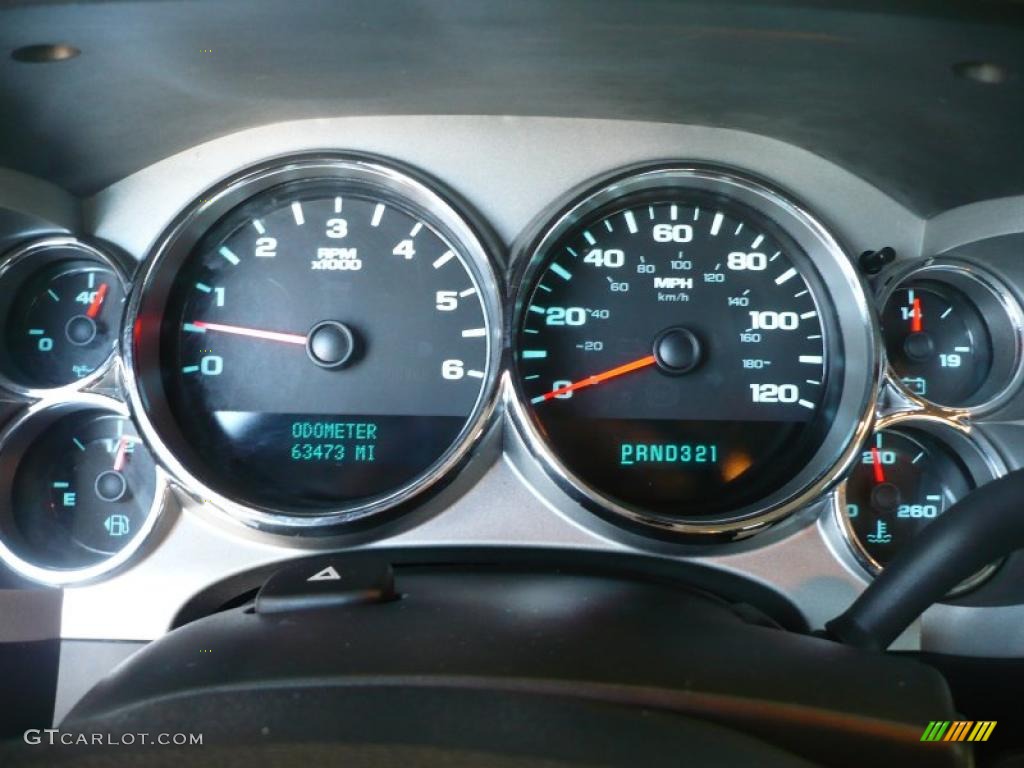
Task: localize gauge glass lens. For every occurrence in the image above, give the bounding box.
[11,411,157,569]
[844,428,972,568]
[881,281,993,406]
[515,190,842,520]
[157,180,493,513]
[4,261,124,388]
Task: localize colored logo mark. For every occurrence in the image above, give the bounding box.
[921,721,996,742]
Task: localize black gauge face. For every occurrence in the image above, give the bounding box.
[4,261,124,388]
[515,190,842,520]
[881,281,993,407]
[844,429,972,568]
[11,411,157,569]
[157,180,493,513]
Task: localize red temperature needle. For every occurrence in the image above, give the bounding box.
[538,354,657,402]
[910,297,923,333]
[86,283,109,319]
[870,447,886,484]
[189,321,306,346]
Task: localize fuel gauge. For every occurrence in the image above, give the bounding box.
[0,402,162,583]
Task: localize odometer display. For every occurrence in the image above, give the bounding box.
[514,172,851,527]
[131,158,501,524]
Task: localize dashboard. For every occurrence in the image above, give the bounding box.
[2,112,1024,672]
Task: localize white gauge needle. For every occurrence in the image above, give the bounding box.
[189,321,306,346]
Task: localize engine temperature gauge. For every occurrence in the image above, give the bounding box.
[841,425,998,594]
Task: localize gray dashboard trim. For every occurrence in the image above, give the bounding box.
[0,115,1018,657]
[924,196,1024,256]
[0,587,61,642]
[2,0,1023,216]
[83,116,924,263]
[0,168,77,255]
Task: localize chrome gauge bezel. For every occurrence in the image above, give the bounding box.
[0,236,130,400]
[123,153,505,536]
[507,164,880,540]
[0,394,169,586]
[833,411,1005,596]
[878,259,1024,416]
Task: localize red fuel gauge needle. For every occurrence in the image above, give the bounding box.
[86,283,109,319]
[189,321,306,345]
[112,437,129,472]
[870,447,886,484]
[910,297,923,333]
[538,354,657,402]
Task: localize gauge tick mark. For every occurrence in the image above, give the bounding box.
[432,250,455,269]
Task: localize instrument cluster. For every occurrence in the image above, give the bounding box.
[0,152,1021,596]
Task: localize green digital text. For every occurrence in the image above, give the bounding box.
[289,420,378,462]
[619,443,719,466]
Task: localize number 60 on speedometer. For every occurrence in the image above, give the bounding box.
[510,166,877,538]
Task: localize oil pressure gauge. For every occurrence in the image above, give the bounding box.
[0,238,127,394]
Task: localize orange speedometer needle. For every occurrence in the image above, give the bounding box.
[870,447,886,484]
[538,354,657,402]
[189,321,306,346]
[910,297,923,333]
[86,283,109,319]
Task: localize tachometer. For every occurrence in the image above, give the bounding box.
[511,166,877,537]
[126,155,502,532]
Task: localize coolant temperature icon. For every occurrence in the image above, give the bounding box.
[866,520,892,545]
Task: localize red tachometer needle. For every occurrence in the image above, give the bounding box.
[910,297,923,333]
[86,283,109,319]
[189,321,306,346]
[870,447,886,484]
[538,354,657,402]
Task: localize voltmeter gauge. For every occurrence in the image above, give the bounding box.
[881,282,991,406]
[0,402,163,584]
[840,424,1001,595]
[0,238,127,393]
[881,264,1024,412]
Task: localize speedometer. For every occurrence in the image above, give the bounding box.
[510,166,877,537]
[126,155,502,533]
